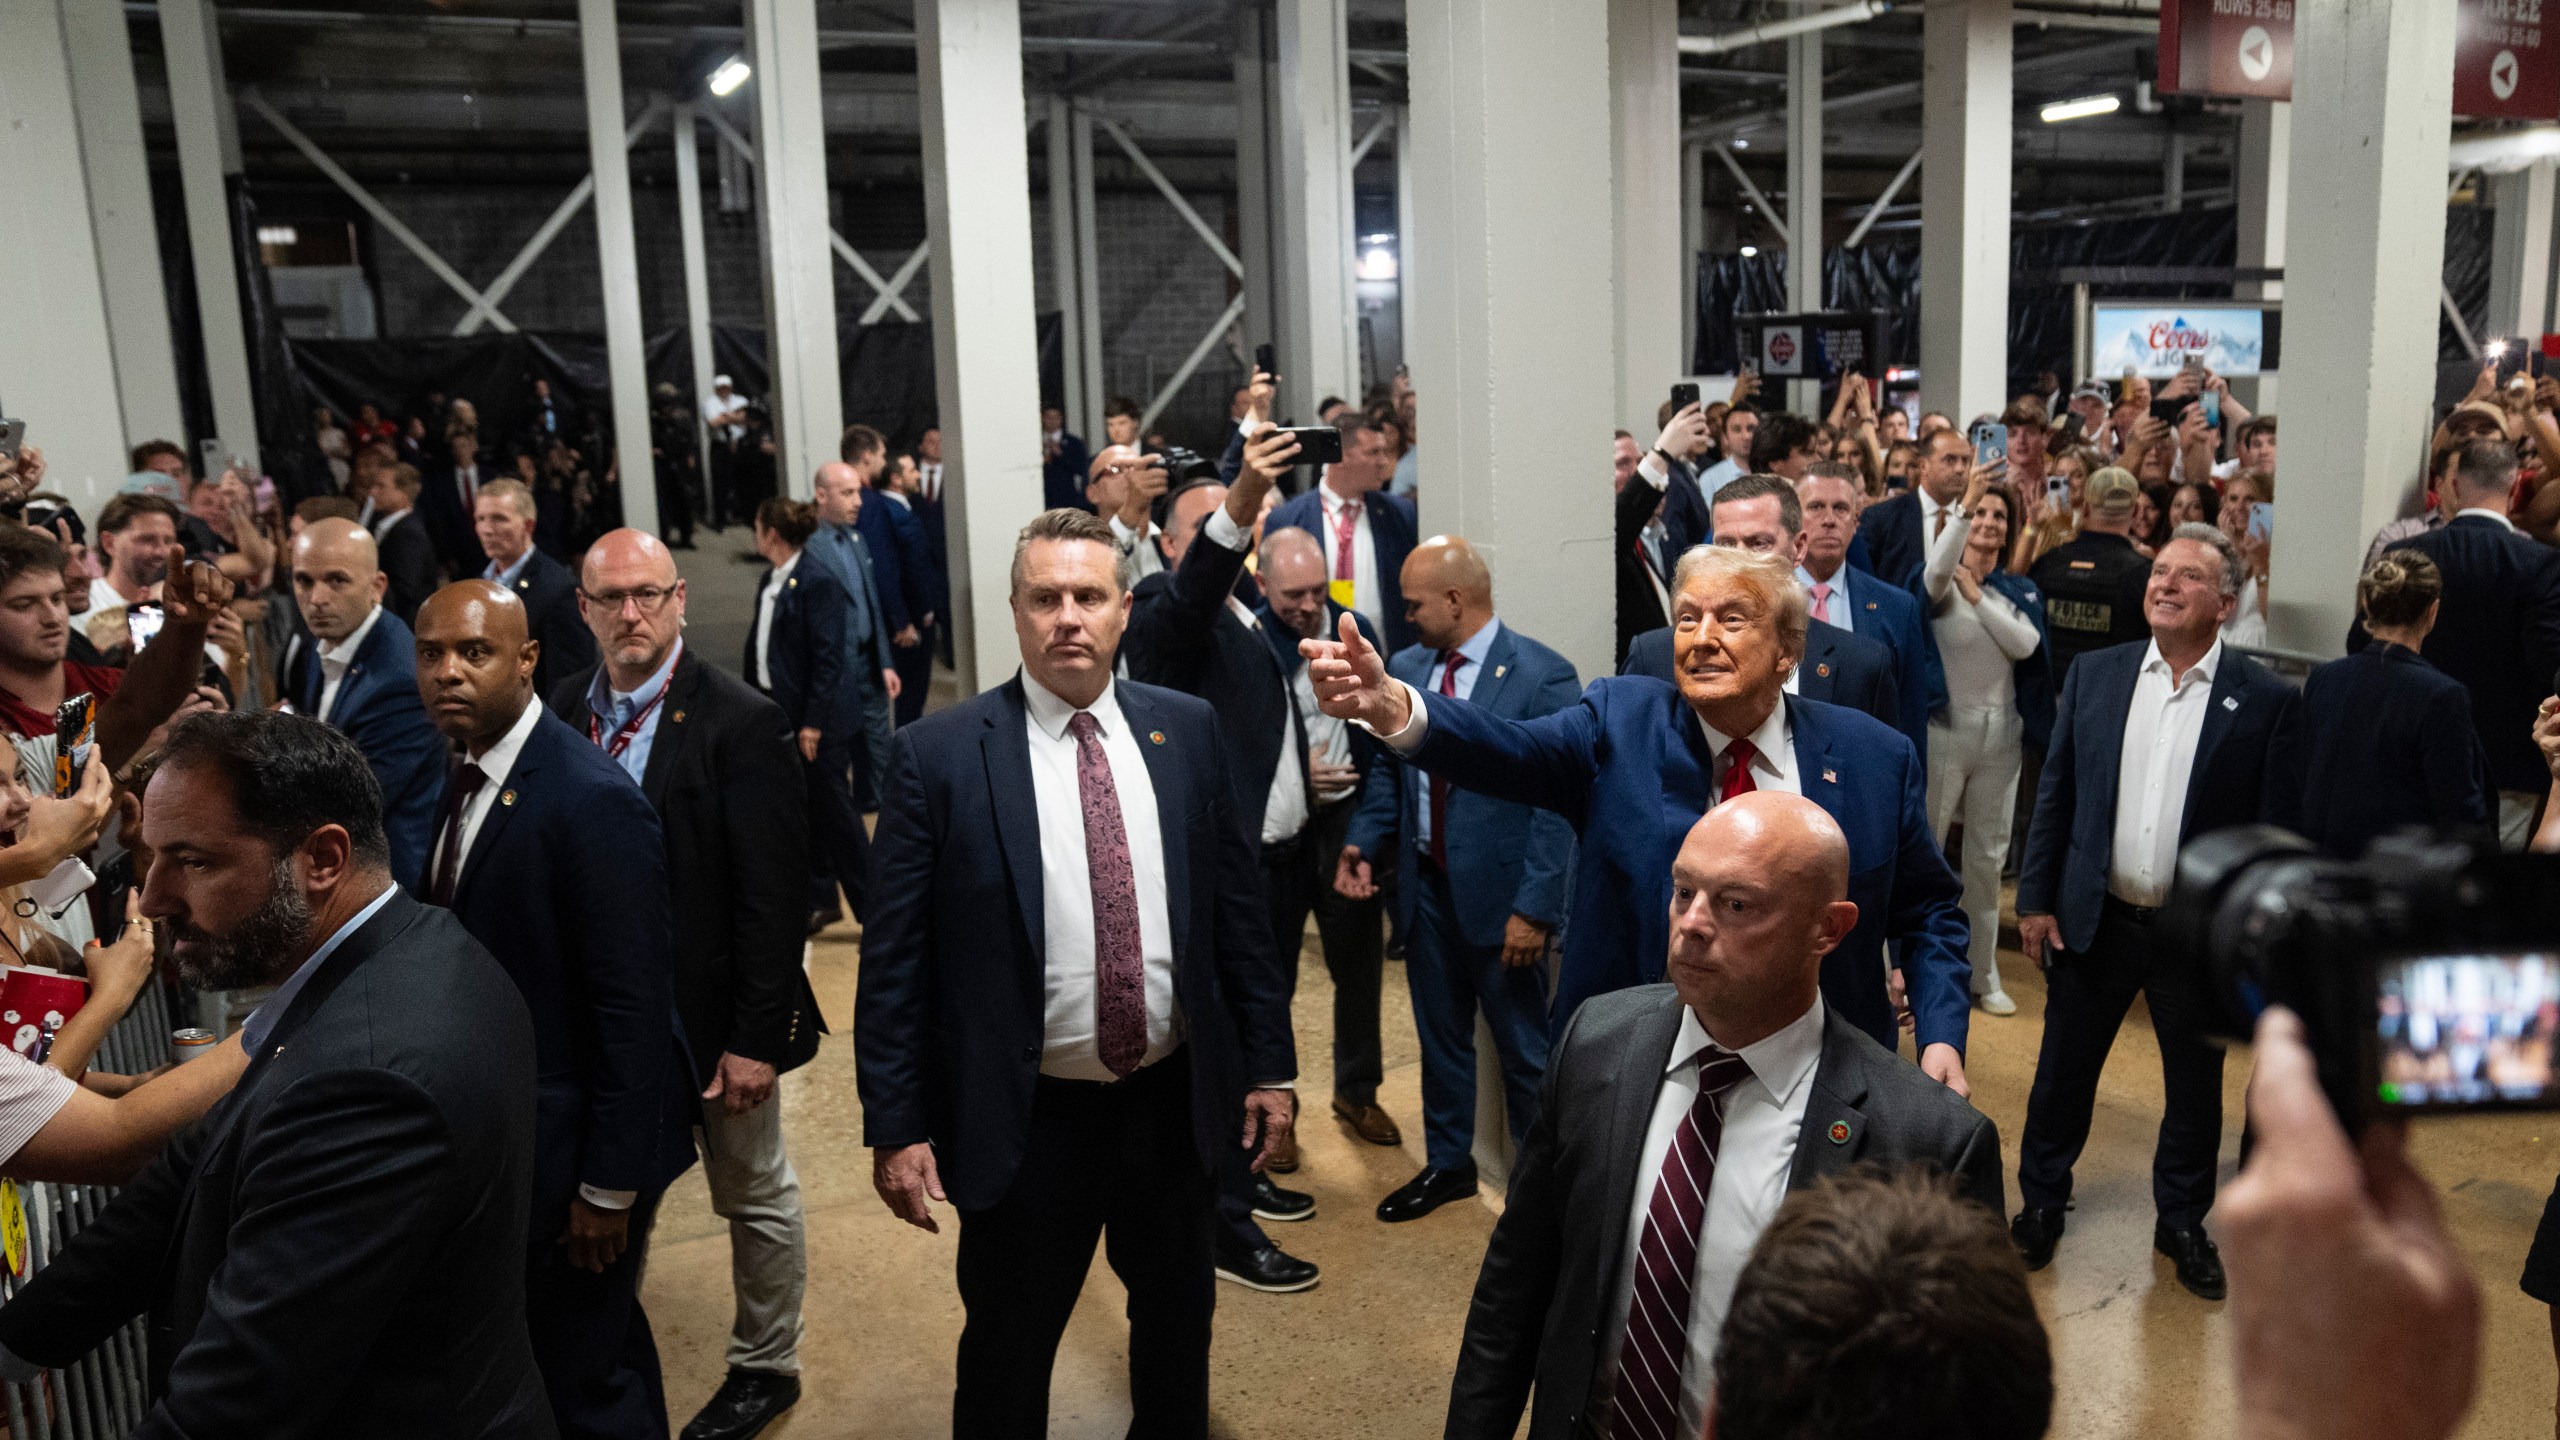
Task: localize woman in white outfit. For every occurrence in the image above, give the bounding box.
[1918,472,2054,1015]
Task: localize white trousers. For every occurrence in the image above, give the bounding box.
[699,1091,808,1374]
[1926,705,2024,998]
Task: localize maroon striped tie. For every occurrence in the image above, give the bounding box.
[1610,1047,1755,1440]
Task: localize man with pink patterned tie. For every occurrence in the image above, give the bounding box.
[855,507,1297,1439]
[1442,793,2001,1440]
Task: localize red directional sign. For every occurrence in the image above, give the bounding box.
[2158,0,2294,100]
[2456,0,2560,120]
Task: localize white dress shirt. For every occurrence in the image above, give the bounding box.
[1242,597,1314,846]
[1599,997,1826,1440]
[920,460,943,503]
[1109,512,1166,583]
[315,603,385,724]
[753,552,799,690]
[2109,638,2221,906]
[1918,487,1962,545]
[1022,672,1182,1080]
[1316,479,1382,635]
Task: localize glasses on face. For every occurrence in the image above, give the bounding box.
[581,585,677,614]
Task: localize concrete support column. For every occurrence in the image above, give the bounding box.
[1045,97,1087,426]
[917,0,1045,695]
[1787,28,1825,416]
[2488,161,2557,343]
[577,0,655,535]
[1682,138,1704,377]
[2268,0,2457,654]
[1609,0,1685,434]
[673,102,718,493]
[1275,0,1360,407]
[1234,8,1282,392]
[1071,109,1104,437]
[62,0,183,449]
[159,0,260,470]
[0,0,129,504]
[744,0,842,500]
[2232,98,2288,414]
[1919,0,2011,425]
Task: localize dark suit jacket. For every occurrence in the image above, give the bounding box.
[854,676,1298,1212]
[0,892,553,1439]
[1348,627,1581,950]
[287,606,444,891]
[1042,432,1093,512]
[747,559,850,733]
[1621,619,1901,736]
[1826,562,1940,758]
[1407,679,1971,1055]
[2286,643,2493,858]
[883,490,946,622]
[1615,475,1675,669]
[1444,986,2003,1440]
[439,707,694,1233]
[1854,487,1926,588]
[2018,640,2304,955]
[499,549,599,701]
[2346,512,2560,793]
[851,495,917,636]
[551,647,826,1079]
[803,522,897,682]
[1266,484,1423,653]
[375,510,439,627]
[420,461,491,577]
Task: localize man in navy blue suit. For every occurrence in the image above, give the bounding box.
[1795,465,1939,758]
[1341,535,1580,1225]
[285,518,444,892]
[2012,524,2302,1300]
[1264,412,1421,654]
[857,507,1295,1437]
[746,498,867,931]
[805,459,901,833]
[1305,543,1974,1098]
[1858,423,1973,588]
[1040,406,1092,512]
[416,580,694,1440]
[879,452,946,726]
[475,478,598,701]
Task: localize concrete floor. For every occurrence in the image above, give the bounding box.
[640,538,2558,1437]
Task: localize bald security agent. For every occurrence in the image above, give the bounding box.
[418,581,695,1440]
[1306,545,1975,1095]
[478,478,598,701]
[857,508,1296,1438]
[549,531,826,1440]
[0,713,552,1437]
[286,518,445,891]
[1445,795,2001,1440]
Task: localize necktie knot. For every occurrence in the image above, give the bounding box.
[1808,581,1833,616]
[1067,711,1101,744]
[1719,737,1760,802]
[1695,1046,1752,1095]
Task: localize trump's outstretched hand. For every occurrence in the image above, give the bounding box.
[1300,612,1411,734]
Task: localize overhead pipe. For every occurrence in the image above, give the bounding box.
[1680,0,1907,57]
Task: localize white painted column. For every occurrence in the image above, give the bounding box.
[2489,162,2557,343]
[1787,29,1826,416]
[744,0,842,500]
[1918,0,2011,426]
[1610,0,1685,434]
[917,0,1046,696]
[61,0,183,449]
[1070,108,1105,437]
[159,0,260,470]
[0,0,129,505]
[1276,0,1361,407]
[673,102,718,497]
[2268,0,2458,654]
[1045,97,1087,426]
[1395,103,1418,381]
[577,0,655,535]
[2232,98,2288,414]
[1682,138,1704,380]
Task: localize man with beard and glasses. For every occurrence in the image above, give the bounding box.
[416,580,692,1440]
[0,711,554,1437]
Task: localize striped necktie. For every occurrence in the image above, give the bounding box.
[1609,1046,1754,1440]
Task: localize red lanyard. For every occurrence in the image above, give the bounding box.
[589,643,679,760]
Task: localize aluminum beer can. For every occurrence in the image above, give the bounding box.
[169,1028,216,1065]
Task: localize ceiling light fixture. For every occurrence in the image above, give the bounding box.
[2039,93,2121,124]
[709,57,751,97]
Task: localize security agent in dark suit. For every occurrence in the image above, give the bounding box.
[1855,422,1973,590]
[2013,524,2302,1300]
[1040,406,1094,512]
[366,462,441,626]
[1445,795,2002,1440]
[2345,436,2560,846]
[748,499,867,931]
[550,530,825,1440]
[857,507,1297,1439]
[2289,549,2492,857]
[1263,412,1424,653]
[417,580,695,1440]
[1623,618,1900,728]
[1795,464,1942,759]
[878,453,946,727]
[478,478,600,701]
[285,518,446,891]
[0,712,554,1438]
[424,429,494,578]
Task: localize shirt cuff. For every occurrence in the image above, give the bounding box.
[1637,453,1671,490]
[1352,679,1431,754]
[1201,505,1248,551]
[1239,417,1273,441]
[0,1343,38,1384]
[1253,1081,1296,1090]
[578,1184,638,1211]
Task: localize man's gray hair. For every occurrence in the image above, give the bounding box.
[1669,544,1809,655]
[1011,508,1131,594]
[2167,521,2243,596]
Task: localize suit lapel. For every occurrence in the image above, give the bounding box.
[981,680,1048,962]
[1118,685,1192,964]
[1785,696,1848,827]
[2182,653,2248,836]
[1789,1013,1874,1187]
[638,652,699,810]
[1593,998,1689,1300]
[454,712,542,903]
[2087,647,2142,808]
[1800,626,1838,699]
[1466,624,1521,716]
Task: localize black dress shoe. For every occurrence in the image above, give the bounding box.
[1377,1162,1479,1223]
[2153,1221,2227,1300]
[681,1367,801,1440]
[1215,1242,1319,1292]
[1249,1173,1315,1222]
[2010,1207,2066,1270]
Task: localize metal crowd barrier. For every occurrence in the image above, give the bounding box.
[0,978,186,1439]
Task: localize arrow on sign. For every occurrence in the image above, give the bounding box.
[2493,49,2521,101]
[2238,25,2274,83]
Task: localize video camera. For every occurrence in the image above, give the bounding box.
[1156,446,1218,484]
[2159,827,2560,1127]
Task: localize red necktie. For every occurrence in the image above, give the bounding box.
[1610,1047,1755,1439]
[1067,712,1148,1077]
[1429,649,1462,870]
[1332,495,1360,582]
[1718,737,1759,804]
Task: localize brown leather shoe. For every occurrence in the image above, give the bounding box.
[1332,1097,1403,1148]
